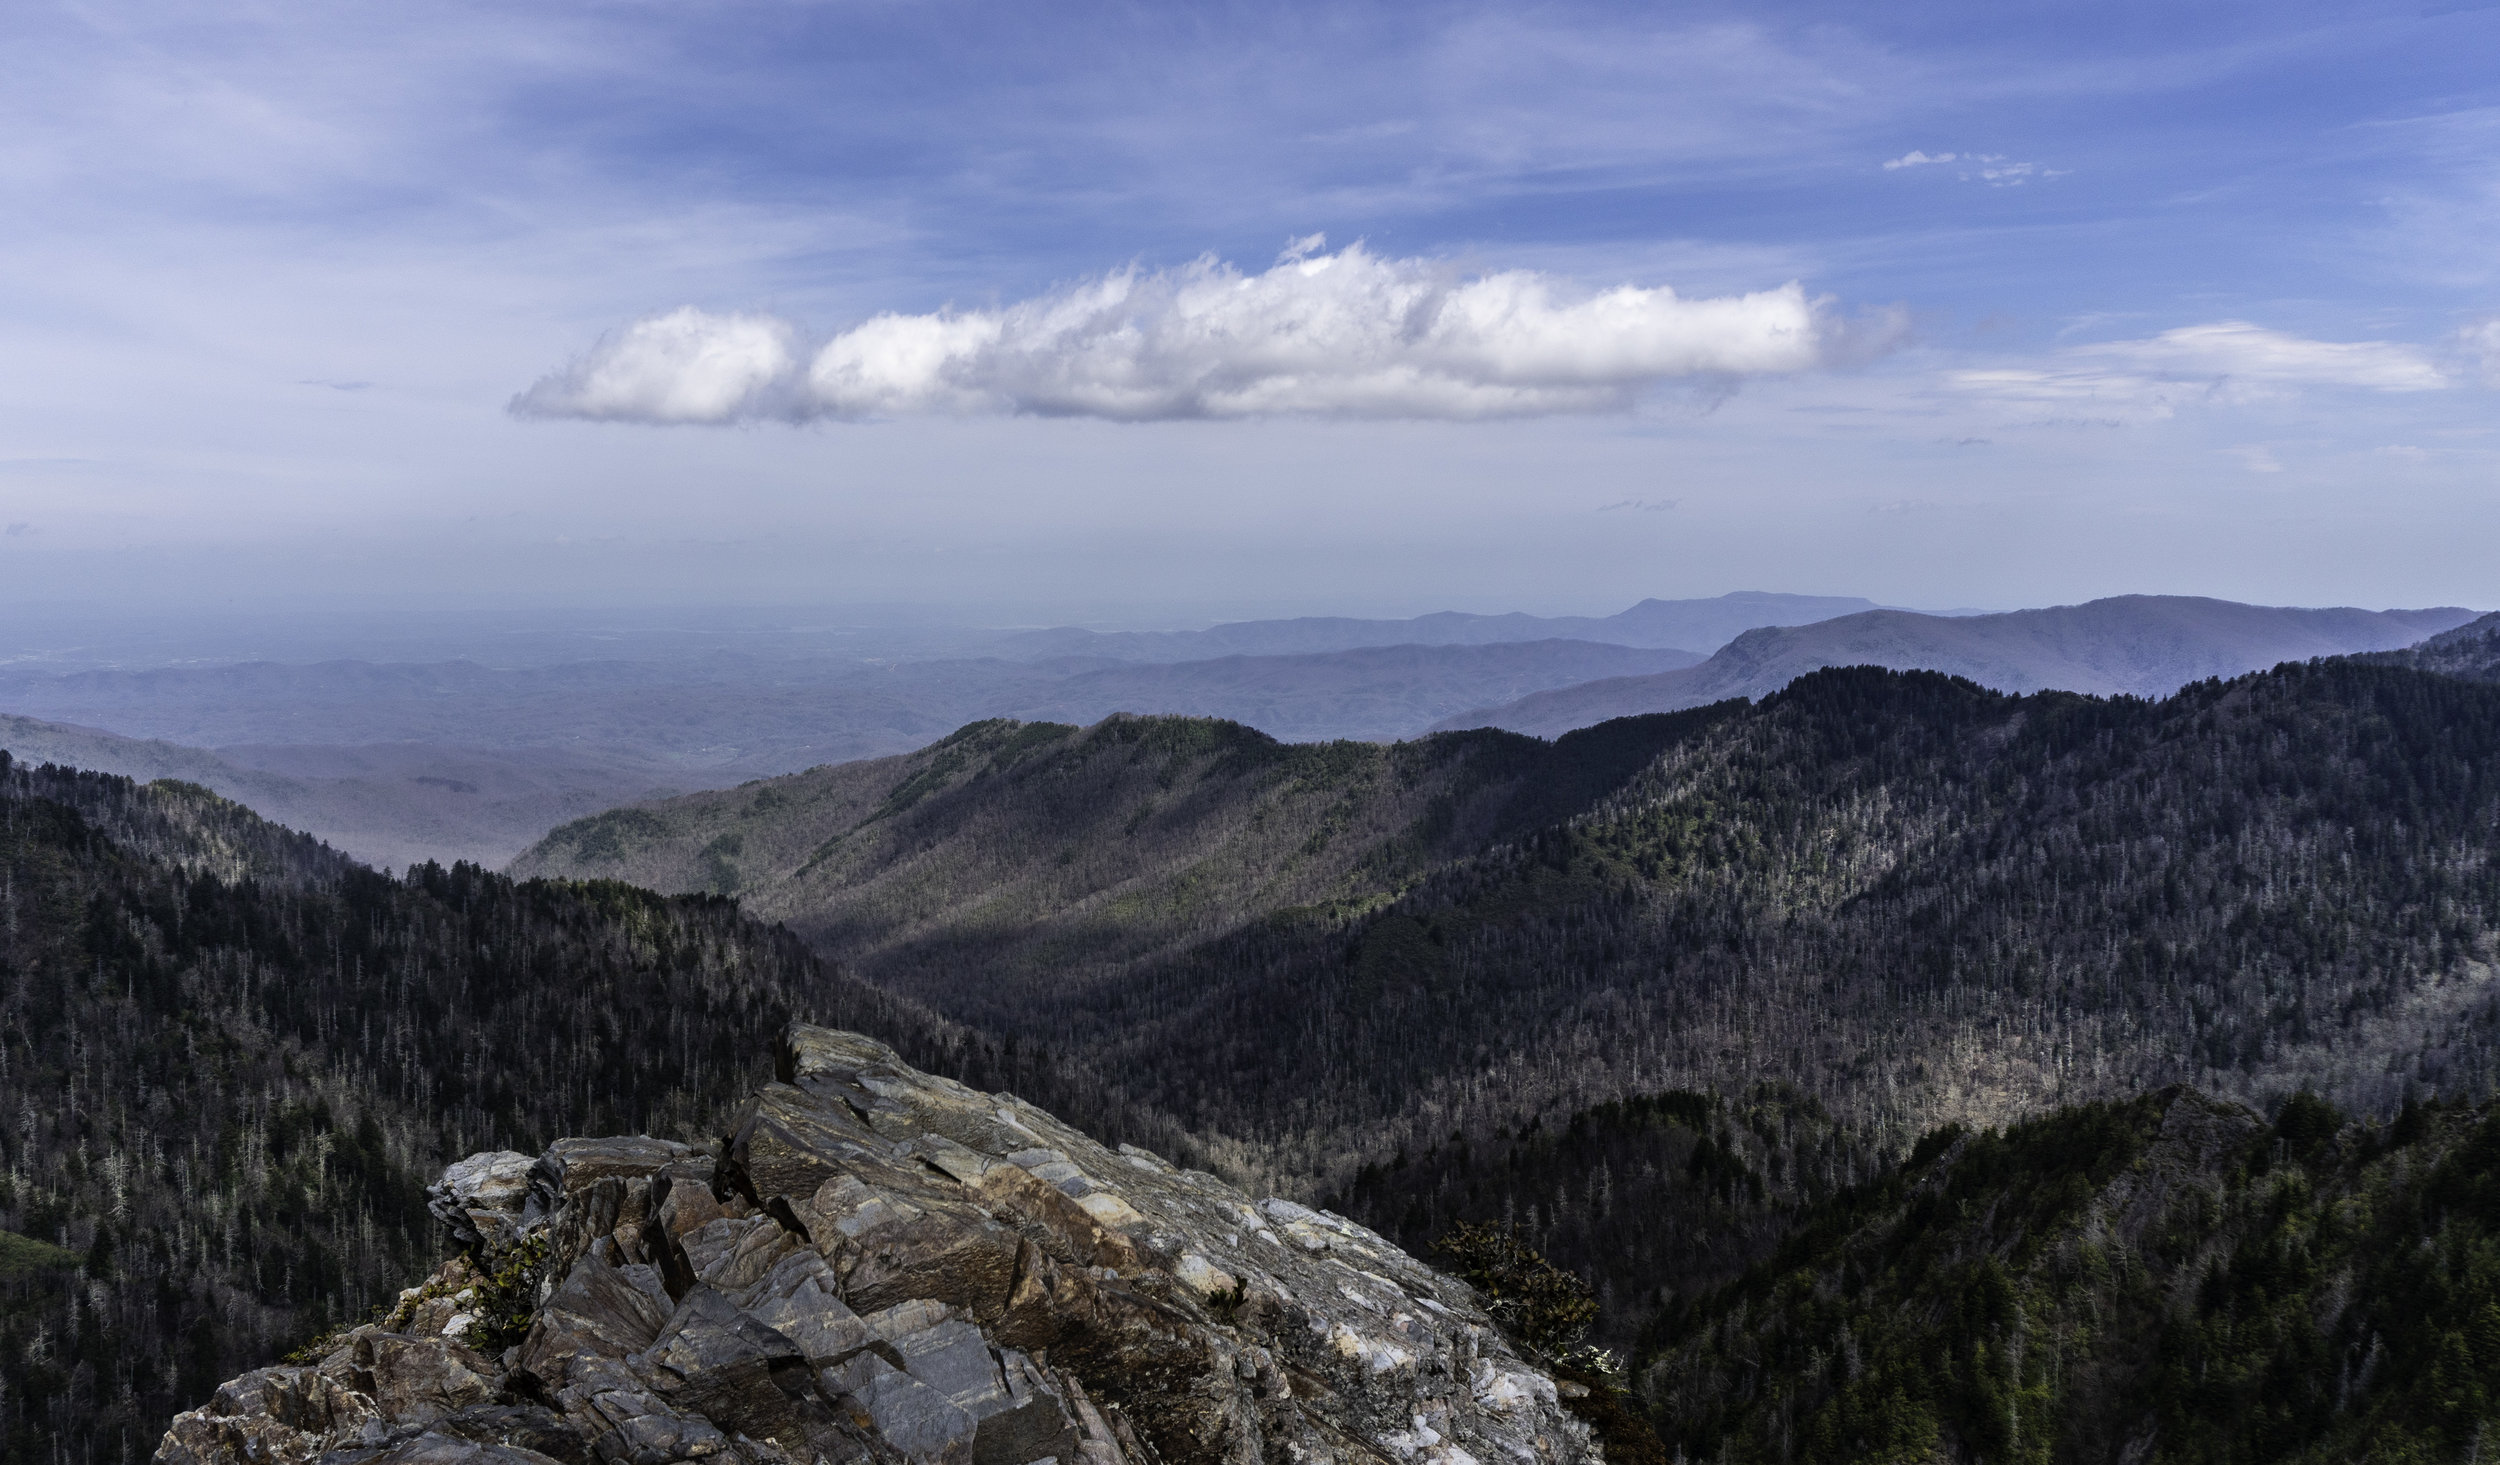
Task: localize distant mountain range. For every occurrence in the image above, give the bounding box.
[5,593,2487,865]
[1434,595,2480,736]
[993,591,1880,660]
[2352,608,2500,682]
[0,640,1700,782]
[0,712,728,868]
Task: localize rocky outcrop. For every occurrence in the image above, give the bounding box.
[158,1025,1598,1465]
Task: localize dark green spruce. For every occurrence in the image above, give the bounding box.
[1636,1087,2500,1465]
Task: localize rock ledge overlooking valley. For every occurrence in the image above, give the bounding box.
[156,1025,1596,1465]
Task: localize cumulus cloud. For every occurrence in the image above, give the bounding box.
[1951,321,2450,420]
[514,308,798,423]
[513,241,1849,424]
[1883,150,1955,169]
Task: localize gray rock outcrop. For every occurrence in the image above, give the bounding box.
[158,1025,1599,1465]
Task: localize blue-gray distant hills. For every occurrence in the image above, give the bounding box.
[994,590,1879,660]
[1433,596,2483,737]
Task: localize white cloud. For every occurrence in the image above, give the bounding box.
[513,308,797,423]
[1883,150,2055,185]
[514,241,1848,424]
[2225,445,2284,473]
[1950,320,2450,421]
[2086,321,2447,391]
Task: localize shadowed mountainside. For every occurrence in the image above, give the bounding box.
[510,713,1695,995]
[519,659,2500,1195]
[1433,596,2480,737]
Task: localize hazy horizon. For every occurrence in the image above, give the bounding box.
[0,588,2486,673]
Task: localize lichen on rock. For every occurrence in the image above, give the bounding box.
[157,1024,1600,1465]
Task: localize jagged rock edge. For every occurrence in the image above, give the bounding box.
[157,1023,1599,1465]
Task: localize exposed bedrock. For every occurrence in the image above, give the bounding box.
[158,1025,1596,1465]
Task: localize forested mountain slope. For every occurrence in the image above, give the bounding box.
[527,662,2500,1193]
[0,756,1151,1464]
[1639,1086,2500,1465]
[1434,595,2479,737]
[512,712,1697,998]
[2353,608,2500,684]
[1322,1082,1888,1354]
[1081,662,2500,1182]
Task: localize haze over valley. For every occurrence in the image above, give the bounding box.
[3,591,2479,866]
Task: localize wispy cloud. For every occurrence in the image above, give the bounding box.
[515,241,1859,424]
[1951,321,2450,420]
[2460,317,2500,386]
[2089,322,2446,390]
[1883,150,2055,184]
[2225,445,2284,473]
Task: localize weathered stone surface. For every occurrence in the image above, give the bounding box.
[321,1404,591,1464]
[161,1024,1596,1465]
[430,1150,538,1249]
[155,1366,383,1465]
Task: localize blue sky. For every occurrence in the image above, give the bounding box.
[3,0,2496,628]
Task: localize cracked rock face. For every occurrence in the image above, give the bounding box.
[158,1025,1597,1465]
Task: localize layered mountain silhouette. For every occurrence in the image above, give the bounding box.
[2352,607,2500,682]
[992,591,1880,661]
[1433,595,2479,737]
[7,595,2484,868]
[0,641,1696,780]
[0,711,727,868]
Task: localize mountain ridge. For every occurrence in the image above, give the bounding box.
[993,591,1882,662]
[1431,595,2481,737]
[515,657,2500,1193]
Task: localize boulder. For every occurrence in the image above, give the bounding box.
[429,1151,537,1249]
[159,1024,1597,1465]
